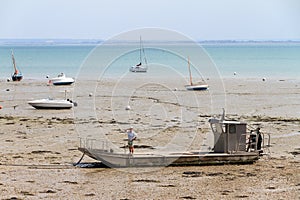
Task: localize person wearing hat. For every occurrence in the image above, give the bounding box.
[126,126,137,154]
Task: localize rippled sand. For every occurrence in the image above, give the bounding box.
[0,77,299,199]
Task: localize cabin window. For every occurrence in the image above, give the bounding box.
[228,124,236,134]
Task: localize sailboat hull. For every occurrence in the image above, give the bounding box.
[129,65,147,72]
[12,74,23,81]
[185,84,209,91]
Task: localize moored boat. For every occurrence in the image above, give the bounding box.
[185,56,208,91]
[77,110,270,167]
[50,73,75,86]
[28,98,74,109]
[185,84,209,91]
[11,50,23,81]
[129,36,148,73]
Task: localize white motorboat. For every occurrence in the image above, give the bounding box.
[129,36,148,73]
[50,73,74,85]
[185,57,208,91]
[28,98,74,109]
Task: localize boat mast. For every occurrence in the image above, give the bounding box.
[11,50,17,73]
[141,36,148,67]
[139,36,142,64]
[188,56,193,85]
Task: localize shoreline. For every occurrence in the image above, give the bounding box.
[2,75,300,82]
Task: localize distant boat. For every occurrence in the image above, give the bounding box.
[50,73,75,86]
[11,50,23,81]
[129,36,148,73]
[28,98,75,109]
[185,57,208,91]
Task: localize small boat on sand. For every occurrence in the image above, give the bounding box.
[28,98,75,109]
[11,50,23,81]
[129,36,148,73]
[50,73,74,86]
[77,110,270,167]
[185,57,208,91]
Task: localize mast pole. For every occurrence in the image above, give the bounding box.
[188,56,193,85]
[139,36,142,64]
[11,50,17,73]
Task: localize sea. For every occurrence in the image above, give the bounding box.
[0,39,299,80]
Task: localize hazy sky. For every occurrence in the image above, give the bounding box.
[0,0,299,40]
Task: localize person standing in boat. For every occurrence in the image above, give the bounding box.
[126,126,137,154]
[256,127,263,151]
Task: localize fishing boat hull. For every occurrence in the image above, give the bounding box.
[185,84,209,91]
[78,147,259,168]
[28,99,73,109]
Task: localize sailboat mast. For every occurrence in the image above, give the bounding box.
[188,56,193,85]
[139,36,142,64]
[11,50,17,73]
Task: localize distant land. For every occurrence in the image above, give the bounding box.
[0,39,102,46]
[0,39,300,46]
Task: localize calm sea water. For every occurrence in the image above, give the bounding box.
[0,41,299,80]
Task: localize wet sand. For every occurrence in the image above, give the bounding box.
[0,77,299,199]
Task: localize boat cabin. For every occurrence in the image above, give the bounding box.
[209,118,247,153]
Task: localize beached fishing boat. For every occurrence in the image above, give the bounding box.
[129,36,148,72]
[11,50,23,81]
[28,98,75,109]
[185,57,208,91]
[77,110,269,167]
[50,73,75,86]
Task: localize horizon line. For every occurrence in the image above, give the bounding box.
[0,38,300,45]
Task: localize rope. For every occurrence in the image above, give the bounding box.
[73,153,85,166]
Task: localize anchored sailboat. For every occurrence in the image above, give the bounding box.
[129,36,148,72]
[185,57,208,91]
[11,50,23,81]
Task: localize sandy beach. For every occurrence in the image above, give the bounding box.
[0,77,299,199]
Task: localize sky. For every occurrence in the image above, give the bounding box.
[0,0,299,40]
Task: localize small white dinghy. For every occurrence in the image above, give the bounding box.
[50,73,75,86]
[28,98,75,109]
